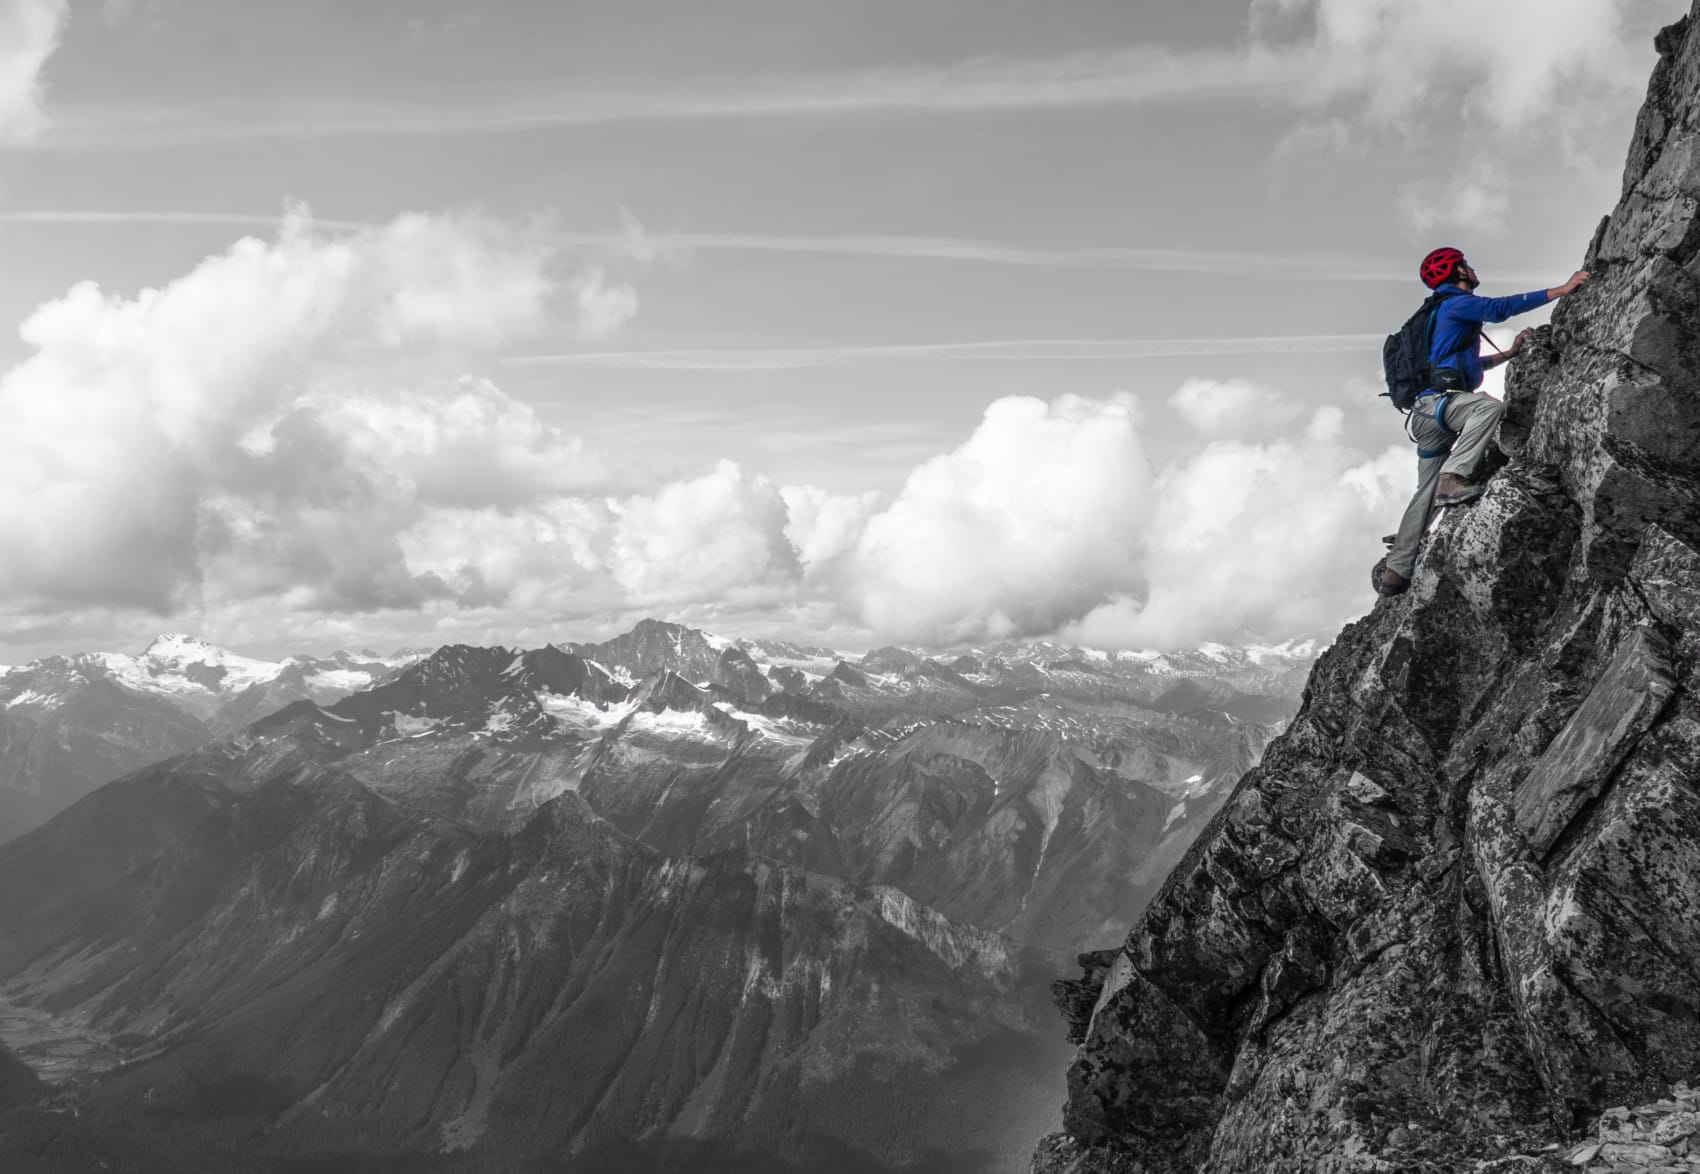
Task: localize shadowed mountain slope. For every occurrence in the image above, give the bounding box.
[0,744,1067,1171]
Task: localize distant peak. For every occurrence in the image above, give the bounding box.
[144,633,212,656]
[630,618,687,635]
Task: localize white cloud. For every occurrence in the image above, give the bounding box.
[1398,180,1512,236]
[778,388,1407,650]
[311,377,612,508]
[1169,377,1303,439]
[608,461,799,604]
[1063,414,1406,647]
[0,0,66,145]
[571,266,639,339]
[835,395,1151,644]
[781,485,882,573]
[0,208,605,614]
[1253,0,1651,132]
[1249,0,1664,253]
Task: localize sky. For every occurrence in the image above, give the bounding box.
[0,0,1683,661]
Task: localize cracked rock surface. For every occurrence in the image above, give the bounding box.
[1033,8,1700,1173]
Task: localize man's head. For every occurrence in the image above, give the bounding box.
[1420,247,1477,290]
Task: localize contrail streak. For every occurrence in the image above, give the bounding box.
[505,336,1383,371]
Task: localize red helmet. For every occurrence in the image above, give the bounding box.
[1420,247,1466,289]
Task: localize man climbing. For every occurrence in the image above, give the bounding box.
[1376,248,1590,597]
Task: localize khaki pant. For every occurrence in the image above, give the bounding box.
[1385,391,1505,578]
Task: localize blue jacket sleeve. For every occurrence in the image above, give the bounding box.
[1445,289,1549,323]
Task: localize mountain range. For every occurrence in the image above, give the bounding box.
[0,635,421,844]
[0,619,1312,1172]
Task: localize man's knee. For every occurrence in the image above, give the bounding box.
[1454,393,1503,432]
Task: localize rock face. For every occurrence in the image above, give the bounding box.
[1033,12,1700,1173]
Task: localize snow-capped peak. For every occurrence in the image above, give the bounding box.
[132,634,281,688]
[144,632,215,657]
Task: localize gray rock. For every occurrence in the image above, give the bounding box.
[1653,1113,1700,1145]
[1512,625,1674,854]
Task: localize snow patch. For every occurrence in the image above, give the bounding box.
[539,692,632,729]
[390,711,442,737]
[724,709,815,748]
[629,708,709,735]
[589,658,634,688]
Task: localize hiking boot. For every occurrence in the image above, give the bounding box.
[1378,567,1410,597]
[1435,472,1484,507]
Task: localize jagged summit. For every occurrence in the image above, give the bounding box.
[1034,11,1700,1174]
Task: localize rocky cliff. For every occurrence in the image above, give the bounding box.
[1033,11,1700,1173]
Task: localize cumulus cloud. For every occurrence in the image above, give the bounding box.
[833,395,1151,644]
[781,484,882,572]
[1169,377,1304,439]
[0,208,597,614]
[608,461,799,604]
[0,0,66,145]
[776,389,1408,649]
[1253,0,1649,132]
[1255,0,1657,246]
[1063,413,1407,647]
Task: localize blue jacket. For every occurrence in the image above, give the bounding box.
[1428,284,1549,391]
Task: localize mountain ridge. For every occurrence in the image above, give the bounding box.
[0,619,1309,1169]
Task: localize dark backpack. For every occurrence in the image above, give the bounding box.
[1381,289,1475,411]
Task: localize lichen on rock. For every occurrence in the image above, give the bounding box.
[1032,8,1700,1173]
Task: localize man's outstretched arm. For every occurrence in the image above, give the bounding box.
[1454,270,1592,325]
[1544,270,1591,301]
[1483,272,1592,367]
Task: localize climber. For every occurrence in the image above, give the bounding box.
[1375,249,1590,597]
